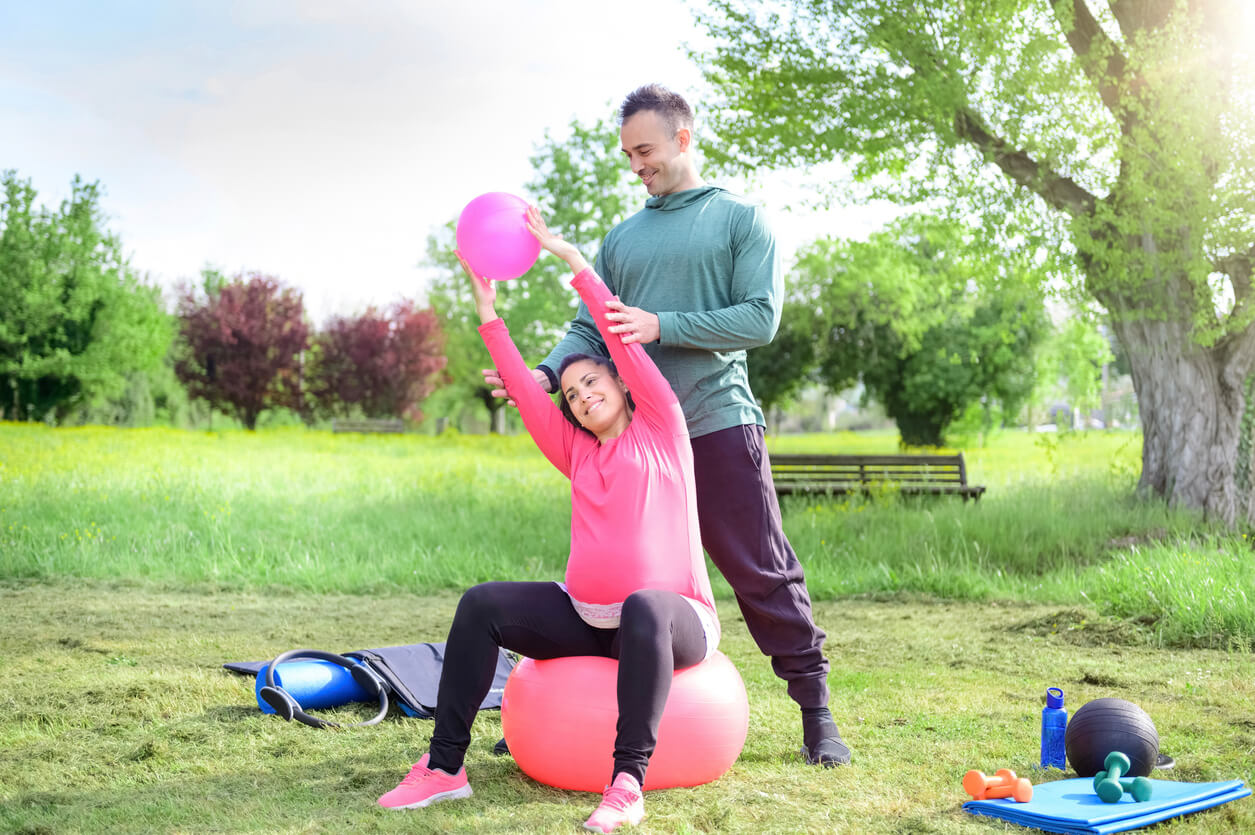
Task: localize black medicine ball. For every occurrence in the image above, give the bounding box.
[1064,697,1159,777]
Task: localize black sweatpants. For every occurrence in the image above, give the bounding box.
[691,424,830,709]
[427,581,707,786]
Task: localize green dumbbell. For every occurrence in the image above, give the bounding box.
[1093,752,1153,803]
[1092,751,1129,795]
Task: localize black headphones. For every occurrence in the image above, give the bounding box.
[258,649,390,729]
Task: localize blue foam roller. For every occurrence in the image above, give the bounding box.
[256,658,370,713]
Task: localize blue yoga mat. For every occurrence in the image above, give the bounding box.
[963,777,1250,834]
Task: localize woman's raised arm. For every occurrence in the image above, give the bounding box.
[458,249,577,476]
[525,209,686,439]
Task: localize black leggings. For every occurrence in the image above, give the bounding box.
[427,581,707,786]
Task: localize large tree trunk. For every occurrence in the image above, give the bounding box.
[1108,308,1249,525]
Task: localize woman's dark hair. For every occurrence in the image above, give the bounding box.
[556,353,635,434]
[619,83,693,137]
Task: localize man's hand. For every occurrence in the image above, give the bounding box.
[481,366,551,407]
[605,299,660,344]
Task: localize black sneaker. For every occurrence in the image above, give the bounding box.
[492,737,510,757]
[801,707,851,767]
[801,734,851,767]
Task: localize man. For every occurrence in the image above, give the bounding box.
[487,83,850,767]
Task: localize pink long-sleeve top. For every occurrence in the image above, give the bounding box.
[477,268,718,637]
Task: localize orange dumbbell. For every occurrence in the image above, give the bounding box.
[963,768,1034,803]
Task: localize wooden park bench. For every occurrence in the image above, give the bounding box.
[331,418,406,434]
[769,453,985,501]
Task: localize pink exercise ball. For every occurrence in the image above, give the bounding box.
[501,652,749,792]
[455,192,540,280]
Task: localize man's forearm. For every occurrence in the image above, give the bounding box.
[657,298,779,351]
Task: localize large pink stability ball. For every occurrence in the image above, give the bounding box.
[455,192,541,280]
[501,651,749,792]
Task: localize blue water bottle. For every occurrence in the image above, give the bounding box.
[1040,686,1067,769]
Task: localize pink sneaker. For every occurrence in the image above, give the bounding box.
[377,753,473,810]
[583,772,645,833]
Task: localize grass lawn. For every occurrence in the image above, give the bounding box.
[1,582,1252,834]
[1,423,1254,832]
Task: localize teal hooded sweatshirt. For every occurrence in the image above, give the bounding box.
[540,186,780,439]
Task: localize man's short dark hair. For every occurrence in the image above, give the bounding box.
[619,84,694,137]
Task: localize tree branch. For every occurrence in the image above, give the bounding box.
[952,107,1098,216]
[1214,244,1255,383]
[1053,0,1127,114]
[1108,0,1174,40]
[1216,243,1255,306]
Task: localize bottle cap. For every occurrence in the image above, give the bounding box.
[1046,687,1064,709]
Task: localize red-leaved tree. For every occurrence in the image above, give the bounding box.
[175,273,309,430]
[309,300,448,421]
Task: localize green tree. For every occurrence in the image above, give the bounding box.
[1027,312,1117,430]
[0,171,172,422]
[696,1,1255,521]
[747,300,822,432]
[424,113,636,430]
[879,290,1044,445]
[797,215,1047,446]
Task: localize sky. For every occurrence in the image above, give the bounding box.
[2,0,898,325]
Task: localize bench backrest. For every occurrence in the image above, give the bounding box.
[770,453,969,486]
[332,418,406,434]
